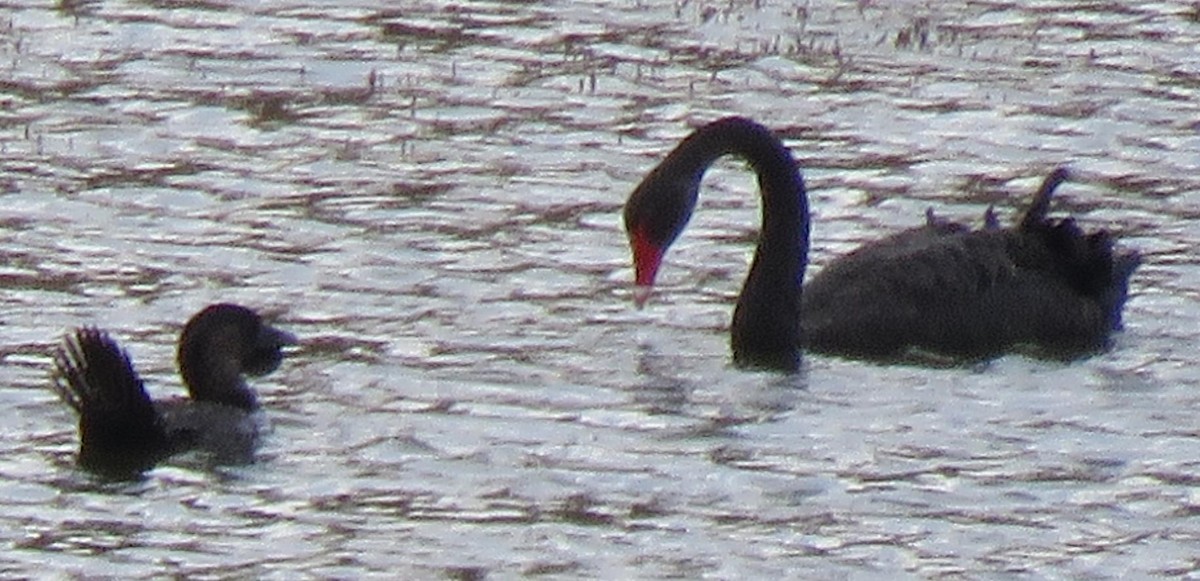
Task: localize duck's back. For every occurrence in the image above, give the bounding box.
[800,221,1136,362]
[157,399,264,465]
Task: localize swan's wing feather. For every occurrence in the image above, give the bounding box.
[801,227,1115,360]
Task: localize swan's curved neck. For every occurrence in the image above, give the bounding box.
[625,117,810,371]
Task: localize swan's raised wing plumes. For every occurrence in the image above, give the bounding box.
[800,168,1141,361]
[52,328,173,478]
[623,116,1139,370]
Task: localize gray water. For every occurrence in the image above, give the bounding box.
[1,0,1197,578]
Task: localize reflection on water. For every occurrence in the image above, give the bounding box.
[1,0,1198,577]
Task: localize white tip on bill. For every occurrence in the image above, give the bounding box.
[633,285,653,309]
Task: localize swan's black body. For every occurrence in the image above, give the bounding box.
[623,117,1139,371]
[51,304,296,479]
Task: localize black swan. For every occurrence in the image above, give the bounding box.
[623,116,1140,371]
[51,304,296,479]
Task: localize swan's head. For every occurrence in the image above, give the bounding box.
[624,163,703,308]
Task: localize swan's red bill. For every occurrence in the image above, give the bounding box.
[629,227,664,308]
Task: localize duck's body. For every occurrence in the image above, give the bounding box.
[51,304,296,479]
[623,117,1139,371]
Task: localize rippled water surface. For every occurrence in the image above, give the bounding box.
[2,0,1198,578]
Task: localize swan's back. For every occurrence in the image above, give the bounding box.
[801,169,1139,362]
